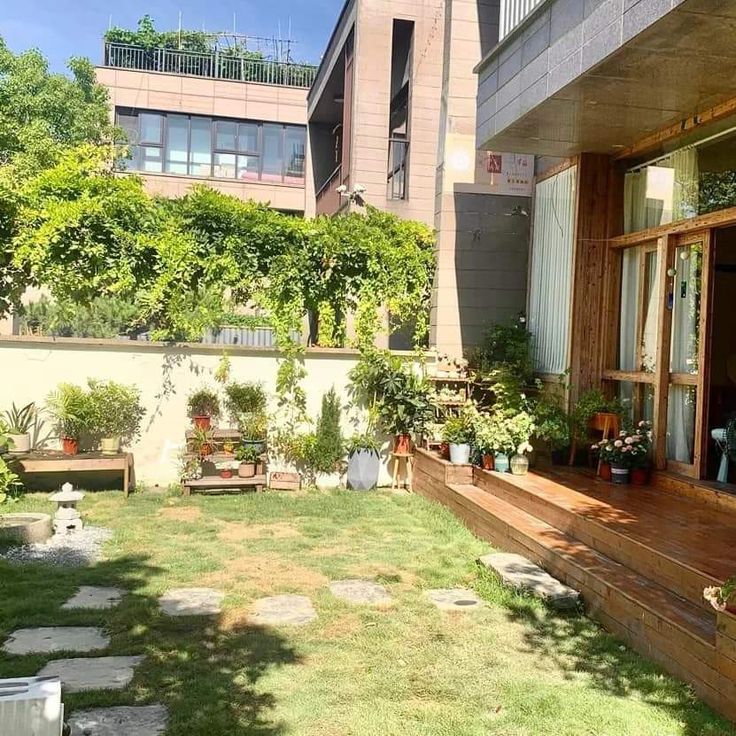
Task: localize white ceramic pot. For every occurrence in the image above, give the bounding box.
[101,436,121,455]
[315,472,341,491]
[449,443,471,465]
[7,433,30,454]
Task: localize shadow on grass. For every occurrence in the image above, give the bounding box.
[475,566,735,736]
[0,553,301,736]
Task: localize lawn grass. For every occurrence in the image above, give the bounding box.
[1,487,734,736]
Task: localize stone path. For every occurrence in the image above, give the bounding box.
[250,594,317,626]
[3,627,109,655]
[68,705,168,735]
[159,587,224,616]
[62,586,124,610]
[330,579,392,606]
[479,552,580,610]
[426,588,484,611]
[37,655,144,693]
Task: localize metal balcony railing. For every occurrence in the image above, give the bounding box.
[387,138,409,201]
[499,0,547,40]
[316,165,344,215]
[103,42,317,89]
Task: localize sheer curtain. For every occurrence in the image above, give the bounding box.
[641,252,660,373]
[667,246,700,463]
[672,147,699,221]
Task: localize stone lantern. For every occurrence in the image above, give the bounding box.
[49,482,85,534]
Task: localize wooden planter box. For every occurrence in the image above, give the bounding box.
[269,471,301,491]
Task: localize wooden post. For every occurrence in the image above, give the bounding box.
[653,235,674,470]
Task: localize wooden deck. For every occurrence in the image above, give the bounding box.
[413,449,736,723]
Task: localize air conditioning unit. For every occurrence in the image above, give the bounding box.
[0,676,64,736]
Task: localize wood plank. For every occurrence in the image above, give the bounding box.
[653,236,673,470]
[184,475,266,488]
[602,369,656,384]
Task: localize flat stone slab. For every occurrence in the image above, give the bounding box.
[426,588,484,611]
[69,705,168,735]
[250,595,317,626]
[329,579,392,606]
[62,586,124,610]
[479,552,580,610]
[3,627,110,655]
[159,587,224,616]
[37,656,144,693]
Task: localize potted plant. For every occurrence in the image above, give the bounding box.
[187,387,220,430]
[309,388,344,490]
[2,402,37,455]
[630,421,653,485]
[442,416,473,465]
[532,394,571,465]
[510,441,534,476]
[87,380,145,455]
[239,411,268,454]
[471,412,496,470]
[223,381,267,427]
[704,577,736,614]
[346,433,381,490]
[596,433,635,484]
[570,389,624,465]
[46,383,91,456]
[190,426,214,458]
[236,444,259,478]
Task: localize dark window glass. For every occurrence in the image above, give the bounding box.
[140,113,163,144]
[216,121,237,151]
[166,115,189,175]
[189,117,212,176]
[262,124,283,180]
[238,123,259,153]
[284,126,306,180]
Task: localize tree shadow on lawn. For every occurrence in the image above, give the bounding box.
[490,581,735,736]
[0,554,301,736]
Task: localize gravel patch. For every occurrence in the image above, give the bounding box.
[0,526,113,567]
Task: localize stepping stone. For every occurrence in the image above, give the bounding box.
[62,586,124,610]
[330,579,392,606]
[479,552,580,611]
[3,627,109,655]
[250,595,317,626]
[68,704,168,735]
[426,588,484,611]
[159,587,224,616]
[37,655,144,693]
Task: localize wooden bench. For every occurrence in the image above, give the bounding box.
[182,475,266,496]
[11,452,134,497]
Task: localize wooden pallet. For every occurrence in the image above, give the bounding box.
[182,474,266,496]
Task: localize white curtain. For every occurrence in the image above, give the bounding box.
[666,246,700,463]
[528,166,577,374]
[619,249,640,372]
[641,251,660,373]
[672,147,699,221]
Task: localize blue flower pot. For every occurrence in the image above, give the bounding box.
[494,453,510,473]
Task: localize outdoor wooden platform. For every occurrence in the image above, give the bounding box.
[182,475,265,495]
[413,449,736,723]
[10,451,134,496]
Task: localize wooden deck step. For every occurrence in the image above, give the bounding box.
[474,468,724,609]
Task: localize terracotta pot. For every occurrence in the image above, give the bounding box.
[590,412,620,434]
[481,453,495,471]
[599,462,612,482]
[220,468,233,479]
[631,467,650,486]
[62,437,79,456]
[199,444,212,458]
[238,462,256,478]
[394,433,412,454]
[193,415,211,430]
[439,441,450,460]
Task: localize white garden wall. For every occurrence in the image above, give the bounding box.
[0,336,416,488]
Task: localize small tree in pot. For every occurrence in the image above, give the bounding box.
[187,387,220,430]
[346,433,380,490]
[46,383,92,456]
[308,388,344,490]
[87,380,145,454]
[224,381,267,426]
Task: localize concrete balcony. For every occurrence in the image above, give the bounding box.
[476,0,736,156]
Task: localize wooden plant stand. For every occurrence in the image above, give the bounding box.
[391,452,414,491]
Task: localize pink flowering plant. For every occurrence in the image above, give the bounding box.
[593,420,652,468]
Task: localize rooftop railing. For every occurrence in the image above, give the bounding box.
[103,42,317,88]
[499,0,546,41]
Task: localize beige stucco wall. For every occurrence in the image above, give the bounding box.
[96,67,312,214]
[0,337,418,487]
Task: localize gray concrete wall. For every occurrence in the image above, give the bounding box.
[476,0,683,150]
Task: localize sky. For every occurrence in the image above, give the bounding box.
[1,0,344,73]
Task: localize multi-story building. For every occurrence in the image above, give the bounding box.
[96,41,317,215]
[307,0,533,354]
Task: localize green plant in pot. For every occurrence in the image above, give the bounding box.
[187,387,221,430]
[472,411,498,471]
[239,411,268,454]
[442,414,474,465]
[309,388,344,490]
[346,432,381,491]
[224,381,267,427]
[570,389,624,465]
[235,444,259,478]
[87,380,145,455]
[704,576,736,614]
[46,384,92,456]
[532,393,571,465]
[2,402,37,455]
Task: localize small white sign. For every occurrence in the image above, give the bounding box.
[478,152,534,196]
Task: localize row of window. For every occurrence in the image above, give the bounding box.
[116,109,306,185]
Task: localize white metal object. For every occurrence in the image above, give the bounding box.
[712,428,729,483]
[0,676,64,736]
[499,0,546,41]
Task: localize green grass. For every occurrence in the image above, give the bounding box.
[1,488,734,736]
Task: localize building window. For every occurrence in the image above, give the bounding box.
[116,108,306,185]
[387,19,413,200]
[527,165,577,375]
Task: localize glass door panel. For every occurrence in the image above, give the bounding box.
[669,243,702,375]
[666,384,697,464]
